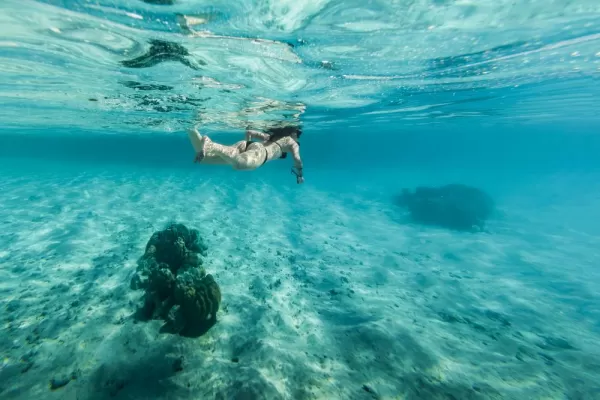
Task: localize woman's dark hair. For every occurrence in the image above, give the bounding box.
[267,125,302,142]
[266,125,301,159]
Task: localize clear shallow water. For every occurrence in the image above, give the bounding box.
[1,1,600,400]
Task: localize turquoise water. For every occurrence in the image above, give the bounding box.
[2,1,600,399]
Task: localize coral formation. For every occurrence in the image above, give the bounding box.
[396,184,495,231]
[130,223,221,336]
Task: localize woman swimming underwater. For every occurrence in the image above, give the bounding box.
[188,124,304,184]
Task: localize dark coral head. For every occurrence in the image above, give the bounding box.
[134,224,216,336]
[203,274,222,305]
[397,184,495,231]
[143,223,207,271]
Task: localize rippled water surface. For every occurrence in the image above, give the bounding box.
[2,0,600,133]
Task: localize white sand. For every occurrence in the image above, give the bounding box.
[0,160,599,400]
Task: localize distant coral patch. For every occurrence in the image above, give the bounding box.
[396,184,495,231]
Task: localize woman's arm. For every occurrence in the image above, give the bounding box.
[245,129,270,142]
[290,142,303,172]
[286,139,304,184]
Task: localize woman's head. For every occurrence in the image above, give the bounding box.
[268,125,302,141]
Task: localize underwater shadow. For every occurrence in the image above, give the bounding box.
[159,320,216,338]
[84,344,185,399]
[131,308,217,338]
[300,286,491,399]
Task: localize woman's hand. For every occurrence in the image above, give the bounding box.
[291,167,304,184]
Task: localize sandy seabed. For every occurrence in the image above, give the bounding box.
[0,159,599,400]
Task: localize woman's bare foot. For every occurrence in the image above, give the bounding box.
[193,135,212,163]
[188,125,207,163]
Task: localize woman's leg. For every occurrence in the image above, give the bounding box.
[187,126,204,153]
[188,126,265,170]
[187,126,238,165]
[233,140,249,153]
[229,145,267,170]
[205,141,266,170]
